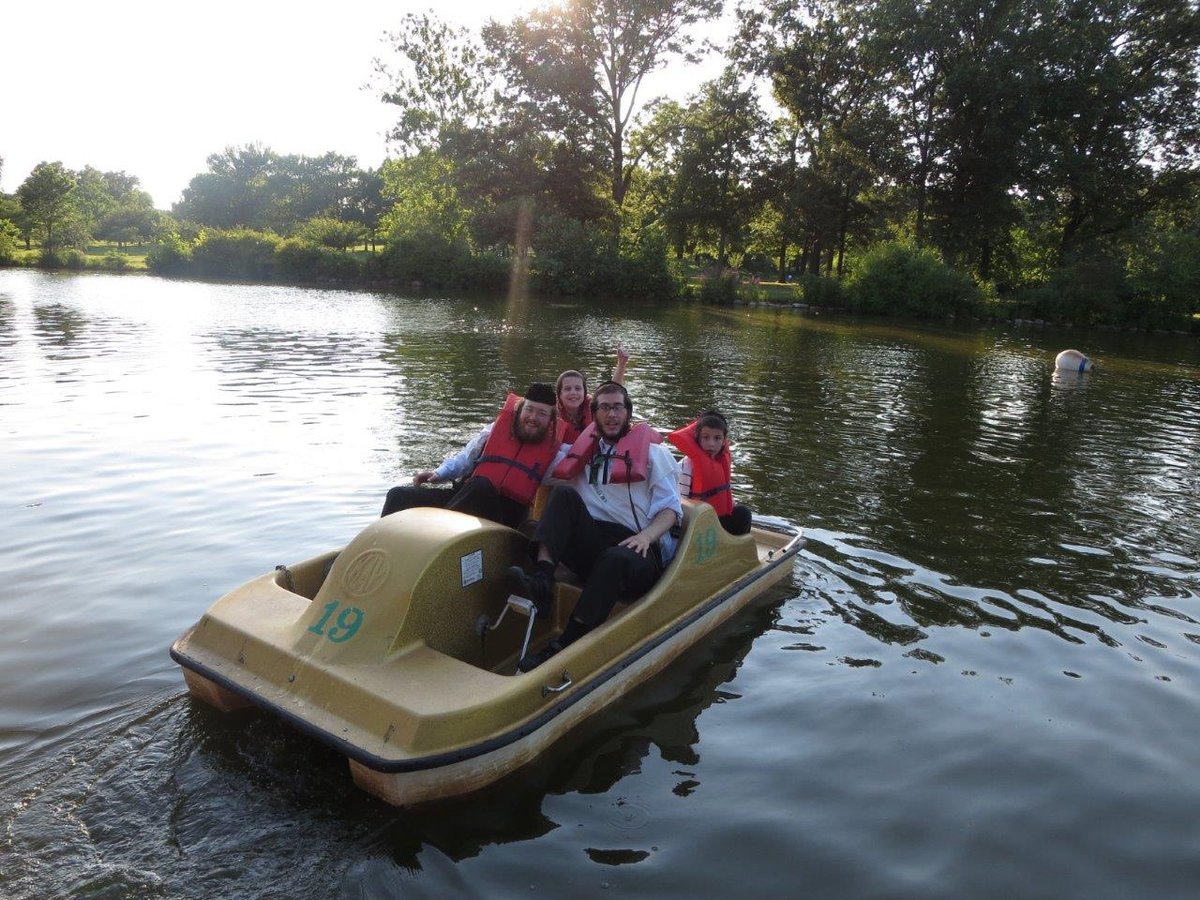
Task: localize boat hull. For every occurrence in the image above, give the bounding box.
[346,544,795,804]
[172,502,801,805]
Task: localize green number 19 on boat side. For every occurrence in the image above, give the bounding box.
[694,527,718,565]
[308,601,365,643]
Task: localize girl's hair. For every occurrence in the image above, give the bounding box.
[695,410,729,438]
[556,369,588,400]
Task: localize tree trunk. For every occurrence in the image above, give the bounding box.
[1058,192,1085,263]
[611,123,625,208]
[914,147,930,246]
[836,184,850,278]
[979,238,992,282]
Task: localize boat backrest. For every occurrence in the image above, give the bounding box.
[297,508,528,665]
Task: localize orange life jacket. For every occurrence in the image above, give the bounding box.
[667,420,733,516]
[472,393,560,505]
[552,421,662,483]
[556,395,593,444]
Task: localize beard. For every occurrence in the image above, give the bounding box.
[598,418,629,442]
[516,419,550,443]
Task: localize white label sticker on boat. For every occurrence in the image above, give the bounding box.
[461,549,484,588]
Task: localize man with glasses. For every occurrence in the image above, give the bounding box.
[507,381,682,671]
[381,382,561,529]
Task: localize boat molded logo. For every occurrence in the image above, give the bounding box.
[343,549,391,598]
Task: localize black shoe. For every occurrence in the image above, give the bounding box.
[506,565,554,618]
[518,640,563,672]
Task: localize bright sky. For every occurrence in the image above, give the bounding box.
[1,1,724,210]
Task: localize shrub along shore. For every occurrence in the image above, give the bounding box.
[4,230,1196,335]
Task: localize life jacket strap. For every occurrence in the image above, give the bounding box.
[475,454,543,482]
[693,482,731,501]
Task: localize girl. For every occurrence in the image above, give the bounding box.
[667,410,752,535]
[555,343,629,443]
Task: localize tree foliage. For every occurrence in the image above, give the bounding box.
[10,0,1199,327]
[484,0,722,208]
[17,162,77,252]
[372,13,495,153]
[1026,0,1200,260]
[174,145,369,233]
[0,217,18,264]
[296,216,366,251]
[380,152,472,244]
[726,0,1200,302]
[846,241,982,317]
[737,0,896,276]
[663,72,767,264]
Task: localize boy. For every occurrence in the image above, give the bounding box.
[667,411,752,535]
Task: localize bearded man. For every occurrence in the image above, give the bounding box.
[380,382,560,529]
[507,381,682,671]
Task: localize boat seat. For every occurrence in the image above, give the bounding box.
[515,494,709,628]
[553,563,582,587]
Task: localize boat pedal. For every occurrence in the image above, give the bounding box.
[477,595,540,668]
[506,595,536,617]
[506,595,539,662]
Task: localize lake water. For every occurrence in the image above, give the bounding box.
[1,268,1198,898]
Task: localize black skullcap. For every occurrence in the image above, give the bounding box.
[524,382,557,406]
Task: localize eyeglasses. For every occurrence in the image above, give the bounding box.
[525,408,552,421]
[596,402,626,414]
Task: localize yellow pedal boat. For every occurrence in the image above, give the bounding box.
[170,499,803,806]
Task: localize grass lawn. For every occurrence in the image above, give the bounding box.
[8,242,150,271]
[748,280,803,303]
[678,259,804,304]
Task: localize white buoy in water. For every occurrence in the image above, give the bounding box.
[1055,349,1093,373]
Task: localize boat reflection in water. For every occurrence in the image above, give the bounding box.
[171,497,803,806]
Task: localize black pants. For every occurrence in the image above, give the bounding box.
[533,486,663,629]
[720,503,753,536]
[380,476,527,530]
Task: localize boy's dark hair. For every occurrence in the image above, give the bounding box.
[591,381,632,416]
[695,410,729,437]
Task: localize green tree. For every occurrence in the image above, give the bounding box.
[0,218,18,264]
[442,120,611,251]
[921,0,1038,279]
[1,193,36,250]
[345,167,387,251]
[665,73,767,265]
[73,166,119,238]
[296,216,366,251]
[1026,0,1200,263]
[379,151,472,243]
[846,241,981,317]
[261,152,360,231]
[176,145,366,233]
[372,12,495,153]
[176,144,275,229]
[745,119,819,279]
[17,161,76,252]
[738,0,895,276]
[97,194,159,247]
[0,194,20,228]
[484,0,722,210]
